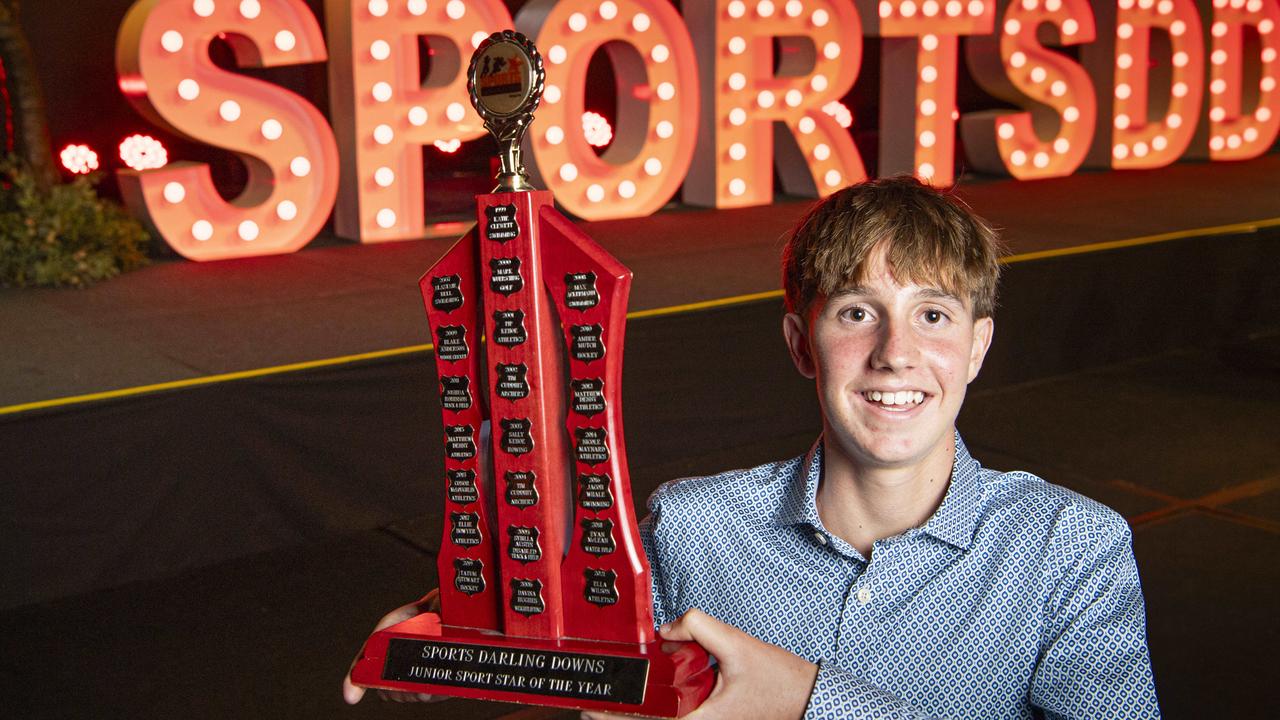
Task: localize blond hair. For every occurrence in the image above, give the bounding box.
[782,176,1003,318]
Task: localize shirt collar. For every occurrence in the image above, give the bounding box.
[774,433,986,551]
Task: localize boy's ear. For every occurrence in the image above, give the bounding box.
[967,316,995,383]
[783,313,816,379]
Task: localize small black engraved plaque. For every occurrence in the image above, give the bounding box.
[507,526,542,564]
[436,326,469,362]
[489,257,524,295]
[431,274,464,312]
[500,418,534,455]
[575,427,610,466]
[453,558,486,595]
[440,376,472,411]
[450,512,482,547]
[494,310,528,347]
[381,638,649,704]
[578,473,614,510]
[581,518,616,556]
[485,204,519,242]
[505,470,539,508]
[570,378,606,417]
[584,568,619,607]
[447,469,479,505]
[445,425,477,460]
[564,271,600,310]
[570,324,605,362]
[496,363,529,400]
[510,578,545,616]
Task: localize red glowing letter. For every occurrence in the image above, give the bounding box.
[1204,0,1280,159]
[861,0,996,185]
[963,0,1097,179]
[325,0,514,241]
[116,0,338,261]
[516,0,700,220]
[683,0,866,207]
[1108,0,1204,168]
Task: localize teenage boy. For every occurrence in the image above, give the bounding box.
[346,177,1160,719]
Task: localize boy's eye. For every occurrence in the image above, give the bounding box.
[923,309,944,324]
[845,308,867,321]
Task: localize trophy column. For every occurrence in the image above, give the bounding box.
[475,189,570,639]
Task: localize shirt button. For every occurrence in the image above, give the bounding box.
[813,531,829,546]
[856,587,872,605]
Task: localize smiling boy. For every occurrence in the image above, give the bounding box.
[605,177,1160,719]
[346,177,1160,718]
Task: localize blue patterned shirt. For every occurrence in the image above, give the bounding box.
[640,436,1160,719]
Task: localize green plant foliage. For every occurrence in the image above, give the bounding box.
[0,157,150,288]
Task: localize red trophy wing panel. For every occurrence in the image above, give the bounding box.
[538,205,655,645]
[421,231,501,632]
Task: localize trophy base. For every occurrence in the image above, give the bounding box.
[351,613,715,717]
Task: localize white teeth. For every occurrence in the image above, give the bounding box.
[864,390,927,406]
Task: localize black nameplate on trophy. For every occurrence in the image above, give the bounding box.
[505,470,539,508]
[564,271,600,310]
[494,310,528,347]
[510,578,545,616]
[496,363,529,400]
[578,473,614,511]
[450,512,482,547]
[569,324,604,362]
[581,518,616,556]
[489,257,524,296]
[575,427,610,466]
[447,469,479,505]
[453,558,486,596]
[570,378,606,417]
[445,425,477,460]
[431,274,465,312]
[507,526,542,564]
[436,326,469,362]
[500,418,534,455]
[485,204,519,242]
[584,569,619,607]
[381,638,649,705]
[440,376,472,411]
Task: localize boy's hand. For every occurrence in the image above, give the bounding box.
[342,589,442,705]
[583,608,817,720]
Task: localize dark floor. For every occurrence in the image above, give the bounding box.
[2,333,1276,719]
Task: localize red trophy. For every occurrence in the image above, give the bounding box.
[349,31,713,717]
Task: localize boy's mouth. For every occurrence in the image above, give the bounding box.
[862,390,927,407]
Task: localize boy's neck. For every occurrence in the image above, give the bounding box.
[814,432,956,558]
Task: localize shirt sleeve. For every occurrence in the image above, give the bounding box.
[805,663,947,719]
[638,503,673,628]
[1030,508,1161,719]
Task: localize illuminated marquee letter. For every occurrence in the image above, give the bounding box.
[516,0,699,220]
[860,0,996,185]
[962,0,1097,179]
[116,0,338,261]
[326,0,514,241]
[683,0,867,207]
[1109,0,1204,168]
[1203,0,1280,160]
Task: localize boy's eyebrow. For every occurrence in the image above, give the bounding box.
[829,286,964,304]
[915,287,965,304]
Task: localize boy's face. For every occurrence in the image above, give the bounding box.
[783,246,994,472]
